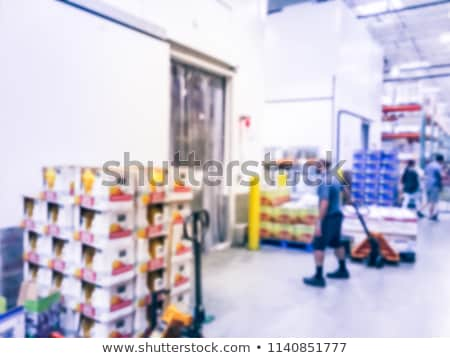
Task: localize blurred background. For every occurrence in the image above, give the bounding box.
[1,0,450,338]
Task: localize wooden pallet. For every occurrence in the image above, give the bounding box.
[260,238,313,252]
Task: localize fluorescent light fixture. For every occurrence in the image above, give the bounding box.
[355,1,387,15]
[421,87,441,94]
[390,0,403,9]
[440,32,450,44]
[390,66,400,77]
[398,61,430,70]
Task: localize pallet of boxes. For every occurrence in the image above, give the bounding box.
[20,165,194,338]
[260,186,318,246]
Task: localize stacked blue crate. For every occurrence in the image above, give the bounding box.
[352,150,399,206]
[0,228,23,309]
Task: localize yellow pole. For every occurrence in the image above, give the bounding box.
[248,175,260,250]
[277,172,287,187]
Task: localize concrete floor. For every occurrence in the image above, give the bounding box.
[202,217,450,337]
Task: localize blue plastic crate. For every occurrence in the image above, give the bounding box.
[353,151,367,161]
[352,162,365,171]
[381,151,398,161]
[351,181,365,191]
[379,192,395,201]
[367,150,383,161]
[352,172,366,181]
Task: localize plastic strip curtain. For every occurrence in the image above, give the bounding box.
[170,61,227,250]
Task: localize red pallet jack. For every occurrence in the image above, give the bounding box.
[148,209,213,338]
[350,203,400,268]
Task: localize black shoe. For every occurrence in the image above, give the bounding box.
[417,211,425,218]
[430,214,439,221]
[303,275,326,287]
[326,269,350,279]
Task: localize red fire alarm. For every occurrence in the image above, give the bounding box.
[240,115,251,128]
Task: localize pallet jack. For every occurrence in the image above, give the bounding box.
[350,203,400,268]
[148,209,212,338]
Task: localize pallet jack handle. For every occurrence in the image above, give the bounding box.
[183,209,210,337]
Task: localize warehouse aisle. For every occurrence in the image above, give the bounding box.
[203,218,450,337]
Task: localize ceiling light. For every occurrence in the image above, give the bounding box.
[398,61,430,70]
[390,0,403,9]
[440,32,450,44]
[355,1,387,15]
[421,87,441,94]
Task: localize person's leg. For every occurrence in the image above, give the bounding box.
[417,190,429,217]
[402,193,410,209]
[327,215,349,279]
[313,250,325,276]
[304,220,328,287]
[429,188,439,220]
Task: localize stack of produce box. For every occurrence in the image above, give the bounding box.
[260,187,318,243]
[133,167,193,337]
[73,167,136,338]
[351,150,399,206]
[21,165,194,338]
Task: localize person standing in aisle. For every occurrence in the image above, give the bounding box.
[417,153,444,221]
[303,160,349,288]
[401,160,420,209]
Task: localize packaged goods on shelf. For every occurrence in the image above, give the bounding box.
[75,206,134,247]
[75,238,135,285]
[78,312,134,338]
[42,166,77,198]
[20,164,195,337]
[136,203,168,239]
[52,273,81,310]
[260,191,318,243]
[170,260,191,294]
[77,279,134,322]
[43,201,75,240]
[352,150,399,206]
[23,231,52,266]
[260,187,290,206]
[136,237,167,273]
[76,167,134,202]
[21,196,46,233]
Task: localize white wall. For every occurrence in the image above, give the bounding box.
[0,0,170,228]
[263,0,383,162]
[334,1,384,166]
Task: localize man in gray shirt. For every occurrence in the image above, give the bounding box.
[304,160,349,288]
[418,153,444,221]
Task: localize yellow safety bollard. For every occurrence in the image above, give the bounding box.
[277,172,287,187]
[248,175,260,251]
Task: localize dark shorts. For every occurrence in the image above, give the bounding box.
[313,213,343,251]
[426,187,440,204]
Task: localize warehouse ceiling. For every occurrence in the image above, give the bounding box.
[268,0,450,105]
[344,0,450,103]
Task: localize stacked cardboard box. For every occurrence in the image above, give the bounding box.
[351,150,399,206]
[260,187,318,243]
[21,165,194,338]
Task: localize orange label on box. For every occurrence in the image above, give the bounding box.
[112,263,133,276]
[110,299,132,312]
